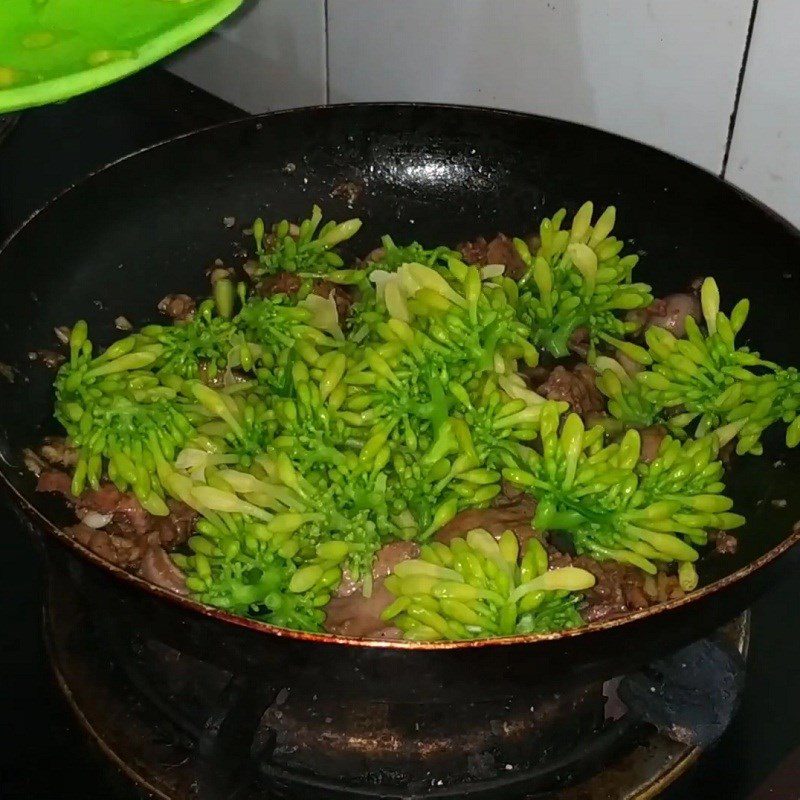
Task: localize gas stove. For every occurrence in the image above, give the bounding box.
[44,548,748,800]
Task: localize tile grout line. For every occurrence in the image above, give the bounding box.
[324,0,331,105]
[721,0,760,179]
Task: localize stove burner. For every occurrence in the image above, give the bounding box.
[44,558,749,800]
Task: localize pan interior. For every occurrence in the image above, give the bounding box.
[1,104,798,592]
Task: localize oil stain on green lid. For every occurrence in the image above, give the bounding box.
[0,0,244,112]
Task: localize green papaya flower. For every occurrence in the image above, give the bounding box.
[502,406,742,575]
[597,277,800,455]
[383,529,593,641]
[48,205,765,637]
[514,202,653,359]
[252,205,362,278]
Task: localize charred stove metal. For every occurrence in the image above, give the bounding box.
[46,552,748,800]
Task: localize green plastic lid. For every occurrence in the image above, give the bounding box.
[0,0,244,113]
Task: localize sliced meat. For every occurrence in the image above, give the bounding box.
[36,469,74,496]
[259,275,356,323]
[158,293,196,321]
[323,580,402,639]
[547,548,684,623]
[325,541,420,637]
[545,544,575,569]
[76,484,154,536]
[248,266,360,325]
[336,541,420,599]
[639,424,667,464]
[83,492,195,549]
[457,234,528,280]
[257,271,302,297]
[494,480,534,508]
[485,234,528,280]
[371,541,420,581]
[577,557,673,623]
[521,362,554,390]
[628,293,701,339]
[458,236,488,266]
[152,500,197,550]
[334,570,361,599]
[36,470,196,570]
[646,293,701,338]
[312,279,354,321]
[623,580,651,612]
[538,364,604,419]
[436,496,538,551]
[68,522,149,569]
[140,545,188,595]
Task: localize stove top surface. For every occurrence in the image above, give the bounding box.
[1,67,800,800]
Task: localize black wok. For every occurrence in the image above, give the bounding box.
[1,104,799,700]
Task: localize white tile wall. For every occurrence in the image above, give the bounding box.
[326,0,753,173]
[727,0,800,228]
[168,0,326,113]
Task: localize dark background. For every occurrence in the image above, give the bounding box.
[1,69,799,800]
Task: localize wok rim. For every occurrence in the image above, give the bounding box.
[3,101,800,651]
